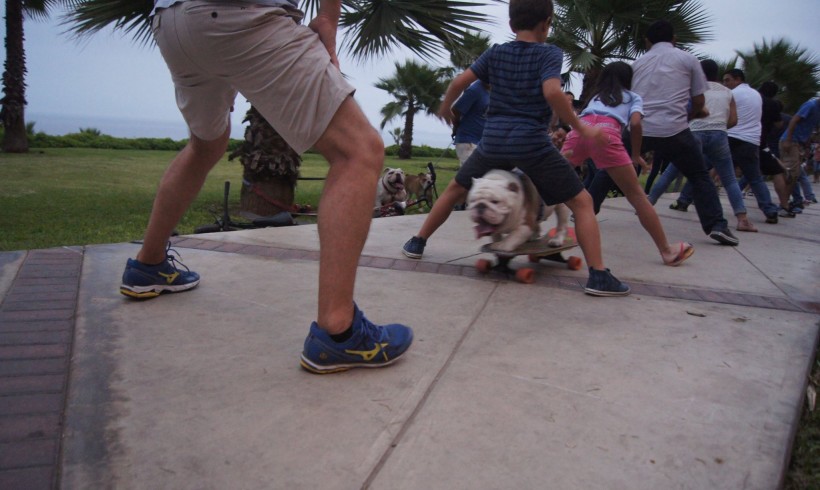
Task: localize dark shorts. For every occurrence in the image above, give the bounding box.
[758,147,785,176]
[455,148,584,205]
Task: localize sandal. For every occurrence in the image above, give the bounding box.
[736,220,758,232]
[663,242,694,267]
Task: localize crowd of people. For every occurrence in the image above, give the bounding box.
[118,0,817,374]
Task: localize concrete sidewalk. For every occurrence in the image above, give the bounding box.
[1,187,818,489]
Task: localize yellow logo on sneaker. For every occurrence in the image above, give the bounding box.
[158,271,179,284]
[346,342,389,362]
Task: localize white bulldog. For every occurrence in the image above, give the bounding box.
[375,167,408,207]
[468,169,570,252]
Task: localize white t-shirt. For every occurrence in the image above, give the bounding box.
[631,42,707,137]
[690,82,733,132]
[727,83,762,145]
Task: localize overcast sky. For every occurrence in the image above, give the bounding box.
[6,1,820,148]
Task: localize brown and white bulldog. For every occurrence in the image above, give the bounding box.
[375,167,408,207]
[405,171,433,202]
[468,169,569,252]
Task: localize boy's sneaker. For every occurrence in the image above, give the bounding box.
[584,268,630,297]
[778,207,796,218]
[300,304,413,374]
[765,213,778,224]
[402,236,427,259]
[669,200,689,212]
[120,245,200,299]
[708,228,739,246]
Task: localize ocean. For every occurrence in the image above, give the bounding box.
[25,112,454,149]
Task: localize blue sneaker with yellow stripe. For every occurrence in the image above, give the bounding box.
[300,304,413,374]
[120,245,200,299]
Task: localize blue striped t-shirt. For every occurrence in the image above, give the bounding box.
[470,41,564,159]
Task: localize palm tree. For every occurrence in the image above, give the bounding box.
[2,0,68,153]
[733,38,820,114]
[62,0,500,214]
[549,0,712,104]
[449,30,492,71]
[376,60,449,159]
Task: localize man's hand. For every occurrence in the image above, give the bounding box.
[632,154,650,174]
[308,14,339,68]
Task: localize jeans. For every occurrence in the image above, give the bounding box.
[791,167,817,202]
[729,137,779,216]
[652,131,747,216]
[589,128,729,234]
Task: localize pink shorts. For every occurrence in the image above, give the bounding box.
[152,2,354,153]
[561,115,632,169]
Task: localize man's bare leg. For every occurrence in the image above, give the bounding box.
[312,98,384,334]
[137,129,230,265]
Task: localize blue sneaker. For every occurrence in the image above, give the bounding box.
[402,236,427,259]
[300,304,413,374]
[120,245,200,299]
[584,268,630,297]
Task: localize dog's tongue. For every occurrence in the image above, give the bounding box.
[474,222,496,238]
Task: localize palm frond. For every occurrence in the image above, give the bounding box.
[61,0,154,46]
[340,0,502,62]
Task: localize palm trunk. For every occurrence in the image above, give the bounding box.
[2,0,29,153]
[398,101,415,159]
[228,106,301,215]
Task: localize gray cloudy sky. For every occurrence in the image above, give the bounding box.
[7,1,820,147]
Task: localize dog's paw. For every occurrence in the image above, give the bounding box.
[489,241,517,253]
[547,236,565,247]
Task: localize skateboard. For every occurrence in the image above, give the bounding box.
[476,227,582,284]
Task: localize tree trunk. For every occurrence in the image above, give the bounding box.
[2,0,29,153]
[228,106,301,215]
[239,168,296,215]
[398,100,415,159]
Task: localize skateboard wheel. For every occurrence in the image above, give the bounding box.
[515,268,536,284]
[476,258,493,273]
[567,256,583,270]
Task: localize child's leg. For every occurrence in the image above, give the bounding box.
[607,165,675,258]
[416,179,469,239]
[563,190,604,270]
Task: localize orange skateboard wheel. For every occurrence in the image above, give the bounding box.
[476,258,493,273]
[515,268,536,284]
[567,256,583,270]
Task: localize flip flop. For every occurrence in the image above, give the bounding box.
[663,242,694,267]
[736,221,758,232]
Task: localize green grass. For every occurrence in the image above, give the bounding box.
[0,147,459,251]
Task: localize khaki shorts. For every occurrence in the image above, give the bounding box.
[152,1,354,153]
[778,140,804,183]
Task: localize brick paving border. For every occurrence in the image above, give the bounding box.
[0,239,816,489]
[0,248,82,490]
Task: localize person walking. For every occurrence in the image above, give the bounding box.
[561,61,694,265]
[647,60,756,232]
[120,0,413,374]
[721,69,782,223]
